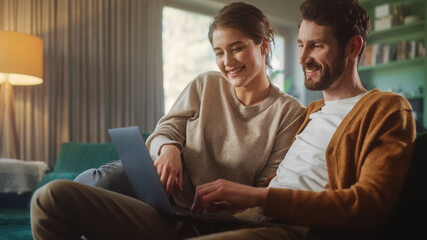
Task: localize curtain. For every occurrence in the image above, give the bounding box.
[0,0,164,166]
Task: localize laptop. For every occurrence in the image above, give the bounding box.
[108,126,241,223]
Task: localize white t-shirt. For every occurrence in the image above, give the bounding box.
[268,92,368,191]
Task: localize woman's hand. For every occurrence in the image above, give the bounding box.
[153,144,183,196]
[191,179,268,212]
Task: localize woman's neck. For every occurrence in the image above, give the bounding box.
[235,76,271,106]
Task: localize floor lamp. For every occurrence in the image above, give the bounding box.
[0,31,43,159]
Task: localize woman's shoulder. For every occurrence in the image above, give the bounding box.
[189,71,223,85]
[194,71,223,83]
[190,71,232,92]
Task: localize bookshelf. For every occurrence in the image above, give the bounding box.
[359,0,427,128]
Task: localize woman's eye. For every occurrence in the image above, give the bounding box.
[215,52,224,56]
[231,47,243,52]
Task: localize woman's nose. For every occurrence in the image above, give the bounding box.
[224,52,235,66]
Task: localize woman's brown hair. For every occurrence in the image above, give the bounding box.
[208,2,275,70]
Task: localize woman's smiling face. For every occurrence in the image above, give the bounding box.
[212,27,268,89]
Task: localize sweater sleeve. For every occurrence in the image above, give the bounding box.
[254,100,304,186]
[146,77,202,158]
[263,95,416,232]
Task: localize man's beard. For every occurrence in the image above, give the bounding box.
[303,52,347,91]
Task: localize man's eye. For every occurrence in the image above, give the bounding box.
[215,52,224,56]
[231,47,243,52]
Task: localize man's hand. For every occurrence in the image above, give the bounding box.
[154,144,183,196]
[191,179,268,212]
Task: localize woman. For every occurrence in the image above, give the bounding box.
[32,2,304,239]
[75,1,304,209]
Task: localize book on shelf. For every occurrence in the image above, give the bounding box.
[360,40,425,67]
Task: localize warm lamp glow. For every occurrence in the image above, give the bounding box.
[0,31,43,85]
[0,31,43,159]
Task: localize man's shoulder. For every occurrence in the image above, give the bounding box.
[305,99,325,113]
[359,89,412,111]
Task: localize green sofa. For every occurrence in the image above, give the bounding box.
[0,142,121,240]
[0,133,425,239]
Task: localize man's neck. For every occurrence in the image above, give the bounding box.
[322,66,367,101]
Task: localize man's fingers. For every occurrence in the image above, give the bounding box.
[191,188,207,212]
[207,201,229,212]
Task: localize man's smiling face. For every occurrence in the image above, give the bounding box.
[297,20,347,91]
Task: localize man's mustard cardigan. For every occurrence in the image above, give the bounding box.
[263,89,416,233]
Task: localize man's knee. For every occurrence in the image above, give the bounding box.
[31,180,78,225]
[32,180,75,208]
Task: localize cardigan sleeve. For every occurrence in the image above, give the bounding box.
[263,93,416,233]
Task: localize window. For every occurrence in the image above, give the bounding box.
[162,7,286,113]
[162,7,217,113]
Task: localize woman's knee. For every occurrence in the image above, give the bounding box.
[74,160,135,197]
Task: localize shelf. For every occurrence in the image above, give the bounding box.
[405,95,424,100]
[360,0,424,9]
[359,57,425,72]
[360,0,427,128]
[368,21,425,43]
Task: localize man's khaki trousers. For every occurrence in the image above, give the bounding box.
[31,180,308,240]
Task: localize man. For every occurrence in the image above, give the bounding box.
[188,0,415,239]
[31,0,415,239]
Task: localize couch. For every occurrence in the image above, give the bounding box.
[0,142,122,240]
[0,132,425,239]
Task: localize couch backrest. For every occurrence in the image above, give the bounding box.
[379,131,427,238]
[53,142,119,173]
[53,133,151,173]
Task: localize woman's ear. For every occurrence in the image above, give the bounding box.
[346,35,363,60]
[261,38,269,55]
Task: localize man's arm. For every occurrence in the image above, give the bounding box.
[192,94,416,233]
[191,179,268,212]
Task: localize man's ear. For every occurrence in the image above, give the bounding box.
[346,35,363,60]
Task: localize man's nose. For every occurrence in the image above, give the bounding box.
[298,47,311,65]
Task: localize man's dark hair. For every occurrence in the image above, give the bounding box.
[300,0,370,62]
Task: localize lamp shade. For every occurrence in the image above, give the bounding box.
[0,31,43,85]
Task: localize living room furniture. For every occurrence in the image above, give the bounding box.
[0,159,48,195]
[0,31,44,159]
[0,142,121,239]
[0,132,425,239]
[358,0,427,128]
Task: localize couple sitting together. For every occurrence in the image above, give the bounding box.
[31,0,416,239]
